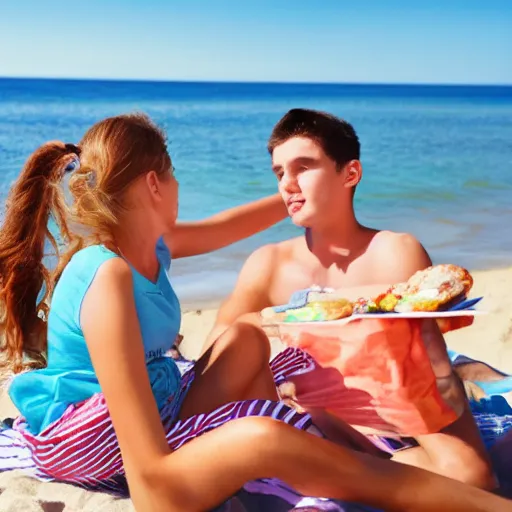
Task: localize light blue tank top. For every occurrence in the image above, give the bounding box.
[8,237,182,435]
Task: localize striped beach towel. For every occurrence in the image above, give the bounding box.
[4,347,512,509]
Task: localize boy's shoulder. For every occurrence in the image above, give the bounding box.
[367,230,426,254]
[267,230,426,261]
[365,230,433,283]
[249,230,428,270]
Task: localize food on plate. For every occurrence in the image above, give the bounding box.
[262,264,474,323]
[284,300,353,322]
[353,264,473,315]
[260,306,286,324]
[383,264,473,313]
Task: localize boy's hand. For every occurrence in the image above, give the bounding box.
[436,316,474,334]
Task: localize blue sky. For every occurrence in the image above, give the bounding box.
[0,0,510,84]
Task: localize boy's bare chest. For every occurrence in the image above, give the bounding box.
[269,255,380,306]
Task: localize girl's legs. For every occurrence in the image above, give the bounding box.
[178,322,278,419]
[177,322,384,455]
[136,416,510,512]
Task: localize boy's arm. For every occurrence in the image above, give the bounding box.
[379,235,492,486]
[373,233,471,332]
[201,245,277,353]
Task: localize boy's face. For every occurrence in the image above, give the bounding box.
[271,136,359,228]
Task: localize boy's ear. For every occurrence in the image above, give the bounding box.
[344,160,362,188]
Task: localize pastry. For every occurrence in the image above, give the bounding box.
[387,264,473,313]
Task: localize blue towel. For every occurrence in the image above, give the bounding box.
[473,409,512,450]
[449,347,512,400]
[273,288,328,313]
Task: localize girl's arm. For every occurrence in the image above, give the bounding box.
[81,257,182,510]
[165,193,287,259]
[81,258,170,465]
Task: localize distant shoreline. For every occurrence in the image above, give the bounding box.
[1,76,511,90]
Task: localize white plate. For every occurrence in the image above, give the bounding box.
[276,308,487,328]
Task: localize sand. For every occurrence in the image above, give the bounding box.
[1,266,511,511]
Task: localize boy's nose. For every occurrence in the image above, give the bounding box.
[280,173,299,193]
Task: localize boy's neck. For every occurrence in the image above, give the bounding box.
[306,208,369,257]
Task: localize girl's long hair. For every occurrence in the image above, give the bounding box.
[0,113,171,373]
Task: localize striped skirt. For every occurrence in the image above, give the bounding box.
[9,348,333,492]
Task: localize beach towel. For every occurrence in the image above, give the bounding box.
[0,424,377,512]
[3,347,512,509]
[449,349,512,411]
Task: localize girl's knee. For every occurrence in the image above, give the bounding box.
[222,322,271,364]
[225,416,286,448]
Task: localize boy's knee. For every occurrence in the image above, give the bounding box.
[439,457,497,491]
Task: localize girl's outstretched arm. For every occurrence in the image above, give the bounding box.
[166,193,287,258]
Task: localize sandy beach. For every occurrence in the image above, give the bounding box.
[1,266,511,511]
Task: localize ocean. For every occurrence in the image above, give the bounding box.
[0,78,511,307]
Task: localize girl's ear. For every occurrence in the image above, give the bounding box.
[145,171,162,200]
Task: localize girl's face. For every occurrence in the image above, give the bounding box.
[161,167,179,229]
[127,165,179,233]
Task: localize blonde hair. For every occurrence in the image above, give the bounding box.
[0,113,171,372]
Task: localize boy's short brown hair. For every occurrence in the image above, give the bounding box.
[268,108,360,170]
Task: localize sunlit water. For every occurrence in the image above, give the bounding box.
[1,79,510,306]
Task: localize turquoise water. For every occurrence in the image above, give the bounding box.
[0,78,511,306]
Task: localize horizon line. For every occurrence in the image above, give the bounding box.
[1,75,511,88]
